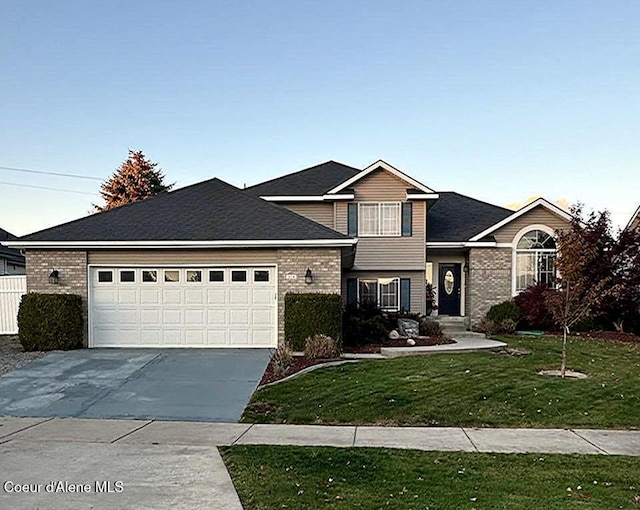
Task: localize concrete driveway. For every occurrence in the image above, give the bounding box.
[0,349,271,422]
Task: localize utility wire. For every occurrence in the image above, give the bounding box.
[0,181,99,196]
[0,165,103,181]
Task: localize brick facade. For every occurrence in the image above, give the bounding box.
[467,248,512,327]
[25,250,89,344]
[276,248,342,345]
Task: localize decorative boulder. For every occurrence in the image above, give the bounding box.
[406,338,416,346]
[389,330,400,340]
[397,318,419,338]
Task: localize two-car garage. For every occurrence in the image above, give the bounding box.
[89,265,278,348]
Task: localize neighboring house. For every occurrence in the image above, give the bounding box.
[0,228,25,276]
[8,160,572,348]
[626,205,640,232]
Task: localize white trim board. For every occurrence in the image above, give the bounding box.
[259,194,355,202]
[625,205,640,231]
[9,239,358,249]
[327,160,437,195]
[469,198,572,242]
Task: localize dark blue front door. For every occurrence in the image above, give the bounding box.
[438,263,461,316]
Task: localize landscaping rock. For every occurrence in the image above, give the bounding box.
[389,330,400,340]
[397,319,419,338]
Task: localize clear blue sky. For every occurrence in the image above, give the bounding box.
[1,0,638,235]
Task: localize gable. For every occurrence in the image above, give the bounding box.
[492,204,571,244]
[626,205,640,231]
[352,168,413,202]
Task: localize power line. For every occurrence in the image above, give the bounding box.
[0,165,103,181]
[0,181,98,196]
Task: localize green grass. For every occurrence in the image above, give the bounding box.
[222,445,640,509]
[243,336,640,428]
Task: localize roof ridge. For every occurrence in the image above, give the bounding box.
[245,160,360,191]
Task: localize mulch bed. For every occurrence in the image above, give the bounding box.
[346,335,455,354]
[259,336,455,386]
[0,335,47,375]
[570,330,640,344]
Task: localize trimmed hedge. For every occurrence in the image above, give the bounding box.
[18,293,84,351]
[486,299,523,325]
[284,293,342,351]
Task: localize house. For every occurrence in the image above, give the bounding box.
[0,228,25,276]
[8,160,572,348]
[626,205,640,232]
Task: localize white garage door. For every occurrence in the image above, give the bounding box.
[89,266,277,348]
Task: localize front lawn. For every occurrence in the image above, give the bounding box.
[243,336,640,428]
[222,445,640,509]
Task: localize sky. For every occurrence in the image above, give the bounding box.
[1,0,638,236]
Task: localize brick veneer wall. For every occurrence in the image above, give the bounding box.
[25,250,89,345]
[276,248,342,345]
[467,248,512,327]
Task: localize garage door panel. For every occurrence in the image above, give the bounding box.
[91,266,276,348]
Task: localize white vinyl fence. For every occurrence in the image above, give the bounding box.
[0,275,26,335]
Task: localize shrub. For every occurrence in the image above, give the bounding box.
[486,300,523,326]
[477,317,516,336]
[514,283,556,331]
[304,334,341,359]
[18,293,83,351]
[419,319,444,337]
[284,293,342,351]
[271,342,293,378]
[342,304,389,345]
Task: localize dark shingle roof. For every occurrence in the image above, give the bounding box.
[0,227,25,265]
[245,161,360,197]
[427,192,513,242]
[20,178,351,242]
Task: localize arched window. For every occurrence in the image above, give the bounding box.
[515,229,557,293]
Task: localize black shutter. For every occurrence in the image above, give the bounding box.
[348,203,358,237]
[347,278,358,306]
[402,202,413,237]
[400,278,411,311]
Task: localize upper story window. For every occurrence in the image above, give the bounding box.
[515,229,557,293]
[358,203,401,236]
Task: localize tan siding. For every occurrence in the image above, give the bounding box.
[88,249,277,265]
[342,270,426,314]
[493,206,571,244]
[280,202,334,229]
[334,169,426,270]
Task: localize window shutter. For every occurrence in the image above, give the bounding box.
[401,202,413,237]
[400,278,411,311]
[347,278,358,306]
[348,203,358,237]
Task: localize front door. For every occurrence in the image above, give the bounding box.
[438,263,461,316]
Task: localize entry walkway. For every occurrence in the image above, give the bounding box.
[2,417,639,456]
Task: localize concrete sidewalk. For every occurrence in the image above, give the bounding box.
[2,417,639,456]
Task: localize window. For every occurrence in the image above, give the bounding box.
[358,278,400,311]
[209,270,224,282]
[97,270,113,283]
[187,270,202,282]
[142,270,157,282]
[164,270,180,283]
[120,270,135,283]
[232,270,247,282]
[515,229,557,293]
[358,203,401,236]
[254,270,269,282]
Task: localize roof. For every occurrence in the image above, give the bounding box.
[427,192,513,242]
[16,178,354,246]
[0,227,25,265]
[245,161,360,197]
[625,205,640,231]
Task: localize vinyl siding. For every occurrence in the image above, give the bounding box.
[335,169,426,270]
[492,206,571,244]
[342,270,426,314]
[280,202,335,229]
[88,249,278,265]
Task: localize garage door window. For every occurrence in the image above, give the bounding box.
[232,270,247,282]
[120,270,135,283]
[254,270,269,282]
[142,270,157,283]
[164,270,180,283]
[209,270,224,282]
[187,270,202,282]
[98,270,113,283]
